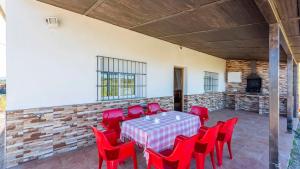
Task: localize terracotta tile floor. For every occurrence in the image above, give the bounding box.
[11,109,298,169]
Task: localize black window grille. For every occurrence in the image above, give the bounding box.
[97,56,147,101]
[204,71,218,93]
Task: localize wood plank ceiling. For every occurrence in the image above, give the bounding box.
[37,0,289,61]
[273,0,300,61]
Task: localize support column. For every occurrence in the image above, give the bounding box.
[269,23,280,169]
[287,55,293,133]
[293,63,299,118]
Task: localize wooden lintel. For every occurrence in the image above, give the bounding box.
[84,0,105,16]
[130,0,231,29]
[287,55,294,133]
[293,63,299,118]
[280,31,292,57]
[281,16,300,21]
[269,23,280,169]
[158,22,266,38]
[255,0,297,63]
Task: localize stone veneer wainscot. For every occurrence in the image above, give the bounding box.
[6,96,174,168]
[184,92,226,112]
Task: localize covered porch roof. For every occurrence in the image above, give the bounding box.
[36,0,299,61]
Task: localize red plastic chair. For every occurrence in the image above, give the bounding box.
[216,117,238,166]
[146,135,198,169]
[91,127,138,169]
[193,124,220,169]
[125,105,144,120]
[189,106,209,126]
[101,108,125,138]
[146,103,167,115]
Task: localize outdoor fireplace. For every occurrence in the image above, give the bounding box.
[246,61,262,93]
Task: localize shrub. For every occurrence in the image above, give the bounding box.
[0,95,6,112]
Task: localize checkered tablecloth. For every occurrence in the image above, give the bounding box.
[121,111,200,152]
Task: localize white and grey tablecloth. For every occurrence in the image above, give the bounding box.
[121,111,200,153]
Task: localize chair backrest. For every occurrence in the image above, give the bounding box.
[147,103,161,114]
[190,106,209,119]
[169,135,198,169]
[219,117,238,142]
[91,127,115,160]
[197,124,220,154]
[102,108,124,125]
[128,105,144,118]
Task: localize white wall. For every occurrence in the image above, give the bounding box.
[6,0,226,110]
[0,1,5,79]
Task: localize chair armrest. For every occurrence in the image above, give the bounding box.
[146,148,164,168]
[146,148,163,158]
[173,135,187,148]
[195,138,207,145]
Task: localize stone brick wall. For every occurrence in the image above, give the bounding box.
[234,94,260,112]
[6,96,173,168]
[225,93,287,114]
[184,92,225,112]
[225,60,288,114]
[226,60,287,96]
[258,96,287,114]
[225,94,235,109]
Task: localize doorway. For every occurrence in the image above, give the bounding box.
[174,67,184,111]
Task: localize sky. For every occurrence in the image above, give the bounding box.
[0,2,6,79]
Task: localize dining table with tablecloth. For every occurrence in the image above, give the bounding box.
[121,111,200,154]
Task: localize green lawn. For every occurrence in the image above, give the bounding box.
[288,122,300,169]
[0,95,6,112]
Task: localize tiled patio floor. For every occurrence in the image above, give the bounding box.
[10,109,297,169]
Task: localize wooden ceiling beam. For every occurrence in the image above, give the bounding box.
[129,0,231,29]
[84,0,105,16]
[255,0,297,62]
[205,37,268,43]
[129,8,195,29]
[281,17,300,21]
[158,22,266,38]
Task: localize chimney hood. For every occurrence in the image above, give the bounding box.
[246,61,262,93]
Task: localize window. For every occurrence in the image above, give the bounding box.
[97,56,147,101]
[204,71,218,93]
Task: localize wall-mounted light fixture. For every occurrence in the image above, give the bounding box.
[45,16,59,28]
